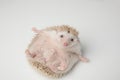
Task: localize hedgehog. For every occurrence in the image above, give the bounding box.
[25,25,88,78]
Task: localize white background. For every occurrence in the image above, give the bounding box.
[0,0,120,80]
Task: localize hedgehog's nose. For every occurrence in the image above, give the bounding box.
[64,42,68,46]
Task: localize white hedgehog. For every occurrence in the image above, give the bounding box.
[25,25,88,78]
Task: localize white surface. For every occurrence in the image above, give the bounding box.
[0,0,120,80]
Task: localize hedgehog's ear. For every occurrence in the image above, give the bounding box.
[32,27,40,33]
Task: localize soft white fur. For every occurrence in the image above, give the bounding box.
[26,29,88,74]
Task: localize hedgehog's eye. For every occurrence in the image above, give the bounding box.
[71,38,74,41]
[60,35,64,38]
[68,31,70,33]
